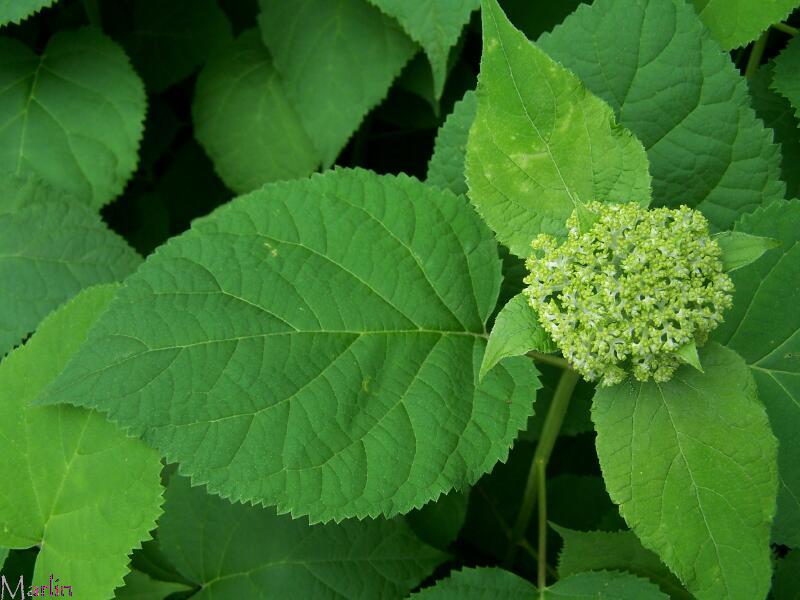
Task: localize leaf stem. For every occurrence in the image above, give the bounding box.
[537,458,548,593]
[526,351,570,370]
[745,30,770,79]
[504,368,579,570]
[772,22,799,36]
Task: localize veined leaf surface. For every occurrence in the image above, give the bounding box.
[466,0,651,257]
[593,343,778,600]
[0,285,163,600]
[41,168,540,522]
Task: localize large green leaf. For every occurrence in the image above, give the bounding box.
[539,0,785,231]
[555,527,690,599]
[592,343,778,600]
[0,285,164,600]
[427,90,476,195]
[0,0,54,26]
[367,0,478,99]
[0,29,146,209]
[0,177,141,356]
[713,199,800,548]
[412,567,667,598]
[120,0,233,92]
[40,168,539,522]
[0,547,7,568]
[159,474,445,598]
[773,36,800,121]
[691,0,799,50]
[258,0,417,166]
[466,0,651,257]
[193,30,319,193]
[749,64,800,198]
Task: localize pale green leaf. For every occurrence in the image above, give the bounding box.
[714,230,780,272]
[466,0,651,257]
[115,571,193,600]
[675,341,703,372]
[539,0,785,231]
[481,294,553,380]
[427,89,476,195]
[554,527,690,600]
[713,199,800,548]
[411,567,667,598]
[749,63,800,198]
[120,0,233,92]
[592,343,778,600]
[407,489,469,550]
[258,0,417,166]
[193,30,319,193]
[159,473,445,598]
[0,177,141,356]
[0,285,164,600]
[692,0,799,50]
[0,0,55,26]
[367,0,478,98]
[0,29,146,208]
[40,168,539,522]
[773,35,800,120]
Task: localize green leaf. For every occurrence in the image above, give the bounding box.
[115,571,193,600]
[466,0,651,257]
[412,567,668,598]
[120,0,233,92]
[0,547,7,569]
[554,527,691,600]
[773,551,800,599]
[193,30,319,193]
[407,489,469,550]
[0,285,164,600]
[691,0,799,50]
[366,0,478,99]
[714,230,781,272]
[258,0,417,166]
[159,473,446,598]
[675,341,703,372]
[0,0,55,26]
[0,177,141,356]
[481,294,554,380]
[592,343,778,600]
[427,89,476,195]
[539,0,785,231]
[0,29,146,209]
[773,35,800,120]
[749,63,800,199]
[713,199,800,548]
[40,168,540,522]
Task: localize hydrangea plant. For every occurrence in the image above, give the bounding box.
[523,203,734,385]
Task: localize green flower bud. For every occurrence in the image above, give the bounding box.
[523,202,734,386]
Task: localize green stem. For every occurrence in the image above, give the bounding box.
[504,368,580,568]
[82,0,101,27]
[537,459,548,593]
[772,22,799,36]
[527,351,570,370]
[745,30,770,79]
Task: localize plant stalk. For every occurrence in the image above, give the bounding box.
[504,368,580,570]
[745,30,770,79]
[772,22,799,36]
[526,351,570,370]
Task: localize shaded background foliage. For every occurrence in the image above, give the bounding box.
[0,0,799,598]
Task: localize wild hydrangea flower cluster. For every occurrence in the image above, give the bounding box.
[523,202,734,386]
